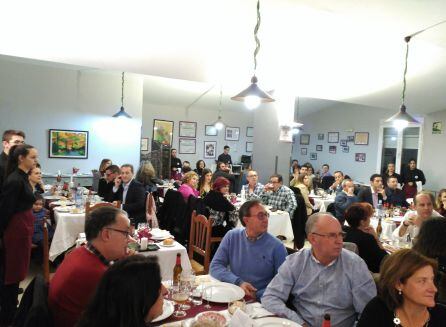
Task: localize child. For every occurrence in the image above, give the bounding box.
[32,194,54,248]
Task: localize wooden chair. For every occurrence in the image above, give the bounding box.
[146,193,159,228]
[188,211,212,275]
[85,200,121,215]
[42,221,51,284]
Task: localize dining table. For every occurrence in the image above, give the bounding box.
[309,194,335,212]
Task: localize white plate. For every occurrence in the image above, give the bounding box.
[54,206,72,212]
[254,317,301,327]
[309,195,322,198]
[151,299,174,322]
[158,242,176,247]
[151,235,174,240]
[52,201,75,206]
[44,195,63,200]
[202,282,244,303]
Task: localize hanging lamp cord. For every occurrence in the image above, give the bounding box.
[253,0,261,72]
[121,72,125,108]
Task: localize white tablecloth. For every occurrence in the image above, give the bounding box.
[139,242,192,281]
[236,210,294,241]
[50,211,85,261]
[310,195,335,212]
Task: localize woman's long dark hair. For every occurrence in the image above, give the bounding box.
[5,144,35,178]
[198,168,212,192]
[77,255,162,327]
[413,217,446,259]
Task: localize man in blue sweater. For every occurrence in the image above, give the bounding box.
[210,200,287,300]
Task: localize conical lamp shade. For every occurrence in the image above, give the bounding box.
[385,104,418,123]
[113,106,132,118]
[231,76,275,103]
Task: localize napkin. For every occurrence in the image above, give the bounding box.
[230,309,256,327]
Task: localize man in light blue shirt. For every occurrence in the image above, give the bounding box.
[262,212,376,327]
[210,200,287,300]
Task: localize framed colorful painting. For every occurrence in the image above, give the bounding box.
[49,129,88,159]
[152,119,174,147]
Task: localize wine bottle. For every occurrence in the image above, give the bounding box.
[173,253,183,285]
[322,313,331,327]
[376,218,383,239]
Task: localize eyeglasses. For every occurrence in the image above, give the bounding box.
[249,212,270,220]
[9,140,25,145]
[311,232,346,240]
[106,227,131,238]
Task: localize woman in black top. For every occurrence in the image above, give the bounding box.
[343,202,387,273]
[0,144,38,324]
[194,160,206,177]
[358,249,446,327]
[383,162,402,185]
[401,159,426,199]
[28,165,44,195]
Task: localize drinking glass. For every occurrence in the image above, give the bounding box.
[179,272,193,310]
[171,284,188,317]
[203,284,213,309]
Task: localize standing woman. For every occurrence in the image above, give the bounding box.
[401,159,426,199]
[382,162,402,185]
[28,164,45,195]
[0,144,38,324]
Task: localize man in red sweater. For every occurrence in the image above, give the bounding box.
[49,206,133,327]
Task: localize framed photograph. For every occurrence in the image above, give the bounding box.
[225,127,240,141]
[355,153,366,162]
[310,153,317,160]
[354,132,369,145]
[152,119,174,147]
[246,142,253,152]
[300,134,310,145]
[316,145,323,152]
[179,121,197,138]
[317,133,324,141]
[340,139,347,146]
[49,129,88,159]
[328,132,339,143]
[246,127,254,137]
[301,148,307,155]
[347,135,354,142]
[204,141,217,159]
[179,138,196,154]
[342,146,349,153]
[205,125,218,136]
[433,121,442,134]
[141,138,149,151]
[329,145,337,154]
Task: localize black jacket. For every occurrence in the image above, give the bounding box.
[113,179,146,225]
[385,187,409,207]
[0,152,8,198]
[357,186,385,207]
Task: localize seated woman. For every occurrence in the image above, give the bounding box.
[198,168,212,198]
[203,177,238,238]
[178,171,199,202]
[136,162,163,193]
[194,160,206,177]
[77,255,167,327]
[358,249,446,327]
[413,217,446,305]
[293,174,313,216]
[343,202,387,273]
[93,158,112,192]
[436,189,446,216]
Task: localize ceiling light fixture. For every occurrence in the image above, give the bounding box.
[113,72,132,118]
[214,85,225,130]
[231,0,274,109]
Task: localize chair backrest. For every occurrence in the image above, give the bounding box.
[42,221,50,284]
[188,210,212,274]
[343,241,359,254]
[146,192,159,228]
[85,200,121,215]
[321,176,335,190]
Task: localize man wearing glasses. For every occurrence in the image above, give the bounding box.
[98,164,120,202]
[262,213,376,327]
[0,130,25,193]
[49,206,135,327]
[241,170,264,200]
[210,200,287,300]
[260,174,297,217]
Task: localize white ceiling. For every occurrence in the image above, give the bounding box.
[1,0,446,115]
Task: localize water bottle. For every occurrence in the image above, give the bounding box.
[240,188,246,202]
[75,183,83,209]
[377,202,383,219]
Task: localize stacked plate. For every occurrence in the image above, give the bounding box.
[150,228,174,240]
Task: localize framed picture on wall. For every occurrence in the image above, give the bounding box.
[205,125,218,136]
[310,153,317,160]
[246,127,254,137]
[179,121,197,138]
[49,129,89,159]
[204,141,217,159]
[317,133,324,141]
[152,119,174,147]
[355,153,366,162]
[179,138,196,154]
[141,138,149,151]
[347,135,354,142]
[328,132,339,143]
[354,132,369,145]
[342,146,349,153]
[316,145,323,151]
[301,148,307,155]
[340,139,347,146]
[300,134,310,145]
[329,145,337,154]
[246,142,253,152]
[433,121,442,134]
[225,127,240,141]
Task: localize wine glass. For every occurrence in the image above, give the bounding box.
[179,272,193,310]
[171,284,188,318]
[203,284,213,309]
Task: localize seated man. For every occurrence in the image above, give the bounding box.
[357,173,387,208]
[212,162,236,192]
[260,174,297,217]
[262,213,376,327]
[320,164,332,178]
[392,191,443,240]
[241,170,264,200]
[49,207,133,327]
[210,200,287,300]
[334,179,358,224]
[98,164,120,202]
[329,170,344,194]
[385,176,409,207]
[112,164,146,225]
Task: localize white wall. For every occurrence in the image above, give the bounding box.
[141,97,254,168]
[0,57,143,174]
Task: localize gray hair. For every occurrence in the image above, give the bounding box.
[341,179,353,188]
[305,212,336,236]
